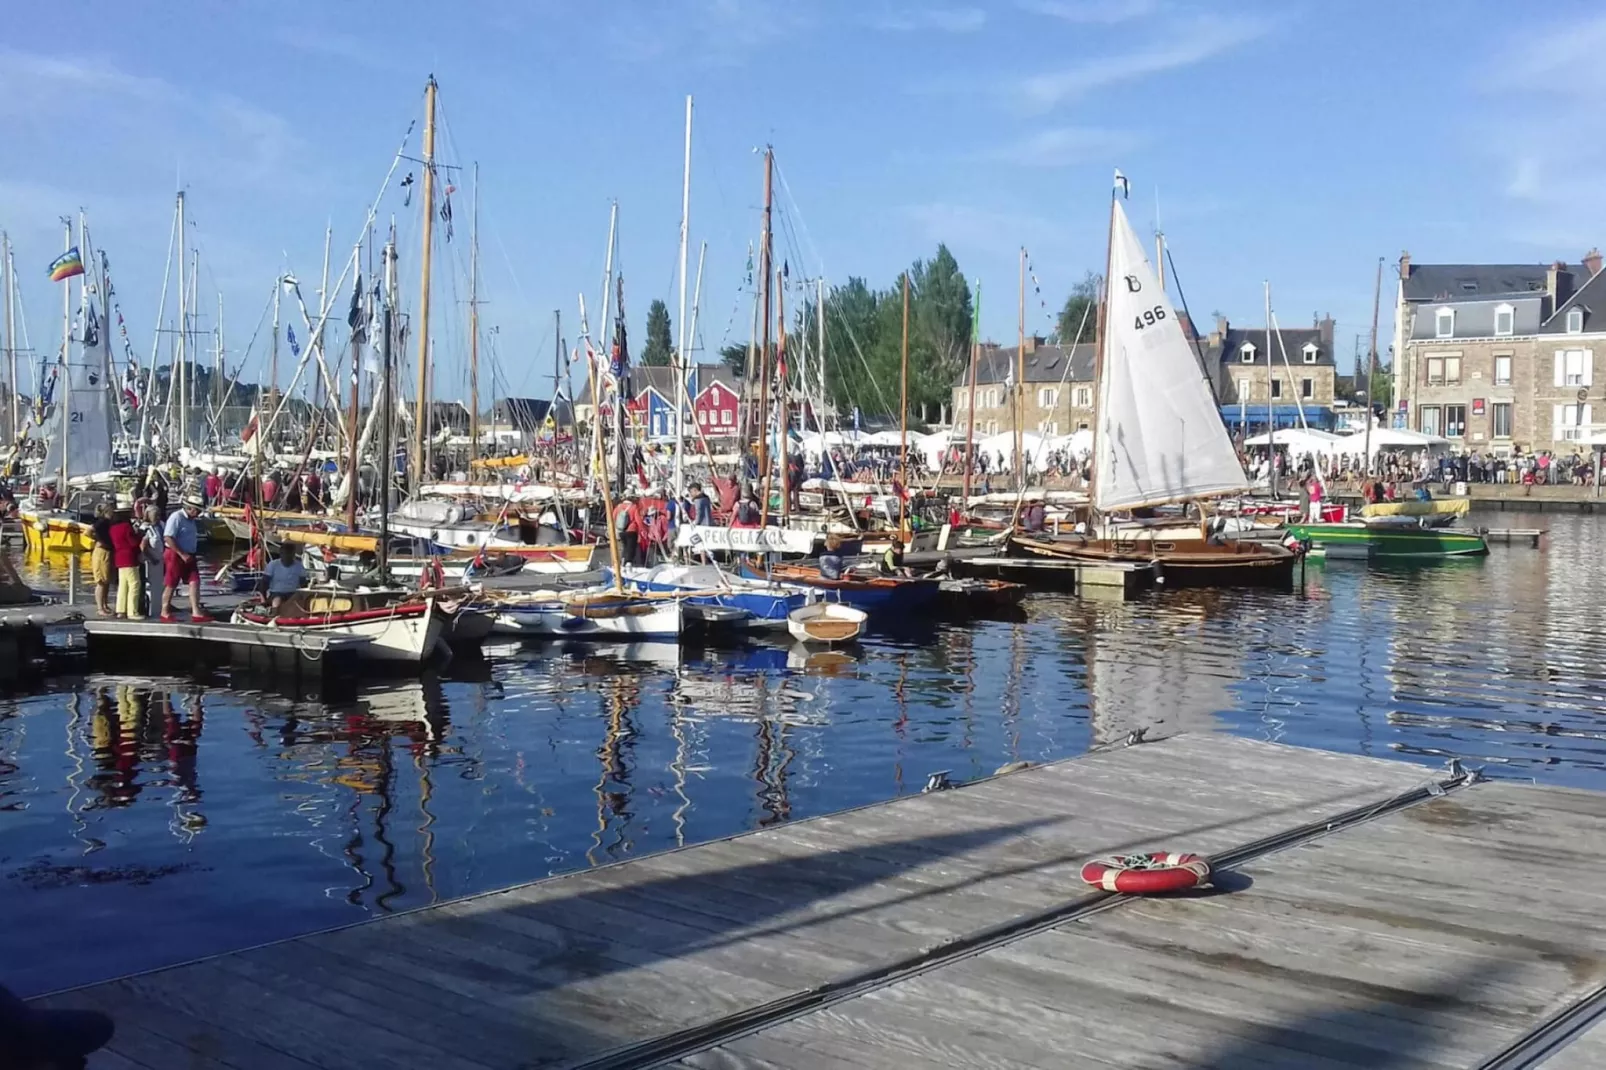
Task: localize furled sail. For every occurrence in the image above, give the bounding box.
[1092,198,1248,512]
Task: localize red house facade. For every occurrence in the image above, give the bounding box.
[693,380,740,438]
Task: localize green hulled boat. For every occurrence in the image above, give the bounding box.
[1285,521,1489,560]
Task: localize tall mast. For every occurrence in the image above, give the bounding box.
[59,216,72,489]
[411,74,438,492]
[673,94,693,497]
[176,194,187,453]
[2,232,14,444]
[776,266,788,524]
[899,271,910,534]
[756,147,774,519]
[1265,280,1276,498]
[590,203,618,495]
[1087,181,1120,515]
[270,269,280,453]
[345,274,362,532]
[468,160,481,473]
[552,309,562,461]
[963,281,981,511]
[1015,246,1026,500]
[1364,255,1383,475]
[379,226,397,573]
[816,277,827,439]
[187,249,197,446]
[317,220,331,416]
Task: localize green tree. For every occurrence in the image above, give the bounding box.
[719,343,748,377]
[1056,272,1101,345]
[641,299,673,366]
[820,277,885,418]
[908,245,973,418]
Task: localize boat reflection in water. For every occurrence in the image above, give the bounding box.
[85,683,207,833]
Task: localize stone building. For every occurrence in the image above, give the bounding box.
[948,336,1095,439]
[1395,251,1605,451]
[1204,316,1339,433]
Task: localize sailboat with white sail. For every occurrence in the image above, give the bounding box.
[1013,178,1297,587]
[20,220,120,554]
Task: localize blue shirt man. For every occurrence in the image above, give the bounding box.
[163,504,199,554]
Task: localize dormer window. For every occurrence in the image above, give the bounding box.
[1435,308,1455,339]
[1494,304,1514,337]
[1239,342,1257,363]
[1568,307,1585,334]
[1301,343,1318,364]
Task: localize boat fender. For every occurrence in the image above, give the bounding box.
[1081,853,1209,894]
[1152,560,1166,586]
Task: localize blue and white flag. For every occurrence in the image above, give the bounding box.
[287,324,301,358]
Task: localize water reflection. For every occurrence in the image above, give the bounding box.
[7,513,1606,997]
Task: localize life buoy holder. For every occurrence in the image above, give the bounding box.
[1080,852,1209,894]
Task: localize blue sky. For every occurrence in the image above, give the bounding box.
[1,0,1600,403]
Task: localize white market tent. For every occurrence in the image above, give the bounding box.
[1328,427,1451,457]
[1244,428,1344,456]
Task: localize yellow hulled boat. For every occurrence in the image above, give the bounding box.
[18,508,95,555]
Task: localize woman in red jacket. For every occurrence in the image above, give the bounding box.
[106,508,144,620]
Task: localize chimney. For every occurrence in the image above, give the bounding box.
[1318,313,1335,350]
[1585,248,1604,278]
[1398,250,1411,280]
[1209,314,1227,348]
[1024,334,1043,354]
[1548,260,1576,309]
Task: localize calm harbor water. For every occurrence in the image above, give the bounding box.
[4,511,1605,996]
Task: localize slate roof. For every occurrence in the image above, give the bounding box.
[1209,328,1334,367]
[1541,269,1606,335]
[1402,264,1552,303]
[491,397,573,429]
[955,343,1096,388]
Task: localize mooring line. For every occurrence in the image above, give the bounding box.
[564,764,1477,1070]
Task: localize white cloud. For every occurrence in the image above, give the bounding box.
[611,0,813,65]
[871,7,987,33]
[1481,14,1606,248]
[983,126,1143,167]
[1011,15,1267,111]
[1017,0,1161,24]
[901,202,1067,258]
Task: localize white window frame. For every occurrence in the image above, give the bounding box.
[1270,378,1283,400]
[1301,343,1318,364]
[1492,401,1513,438]
[1419,405,1442,436]
[1239,343,1256,363]
[1555,402,1592,441]
[1494,354,1512,386]
[1435,307,1455,339]
[1568,307,1585,334]
[1300,377,1314,400]
[1235,378,1250,402]
[1444,404,1467,437]
[1045,422,1059,436]
[1073,386,1091,407]
[1036,387,1059,408]
[1494,304,1515,337]
[1556,348,1593,388]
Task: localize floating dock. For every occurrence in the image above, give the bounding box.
[36,733,1606,1069]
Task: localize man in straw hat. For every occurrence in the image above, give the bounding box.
[160,495,213,623]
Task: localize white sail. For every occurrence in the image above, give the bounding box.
[1092,198,1248,512]
[43,299,114,481]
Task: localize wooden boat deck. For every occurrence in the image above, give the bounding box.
[37,734,1606,1069]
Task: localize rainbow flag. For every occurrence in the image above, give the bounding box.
[47,247,84,282]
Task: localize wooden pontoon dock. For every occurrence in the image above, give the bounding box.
[37,733,1606,1069]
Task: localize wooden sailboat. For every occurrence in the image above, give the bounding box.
[1011,179,1297,587]
[21,216,119,554]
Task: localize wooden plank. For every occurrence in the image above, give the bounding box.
[35,983,321,1070]
[33,736,1439,1070]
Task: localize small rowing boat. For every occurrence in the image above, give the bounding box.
[787,602,867,645]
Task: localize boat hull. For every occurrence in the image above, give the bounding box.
[232,597,448,663]
[1012,534,1299,588]
[488,596,683,639]
[739,564,940,613]
[1287,523,1490,560]
[787,603,867,645]
[18,511,93,555]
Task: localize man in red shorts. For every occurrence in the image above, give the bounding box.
[160,495,213,623]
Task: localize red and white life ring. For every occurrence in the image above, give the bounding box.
[1080,852,1210,894]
